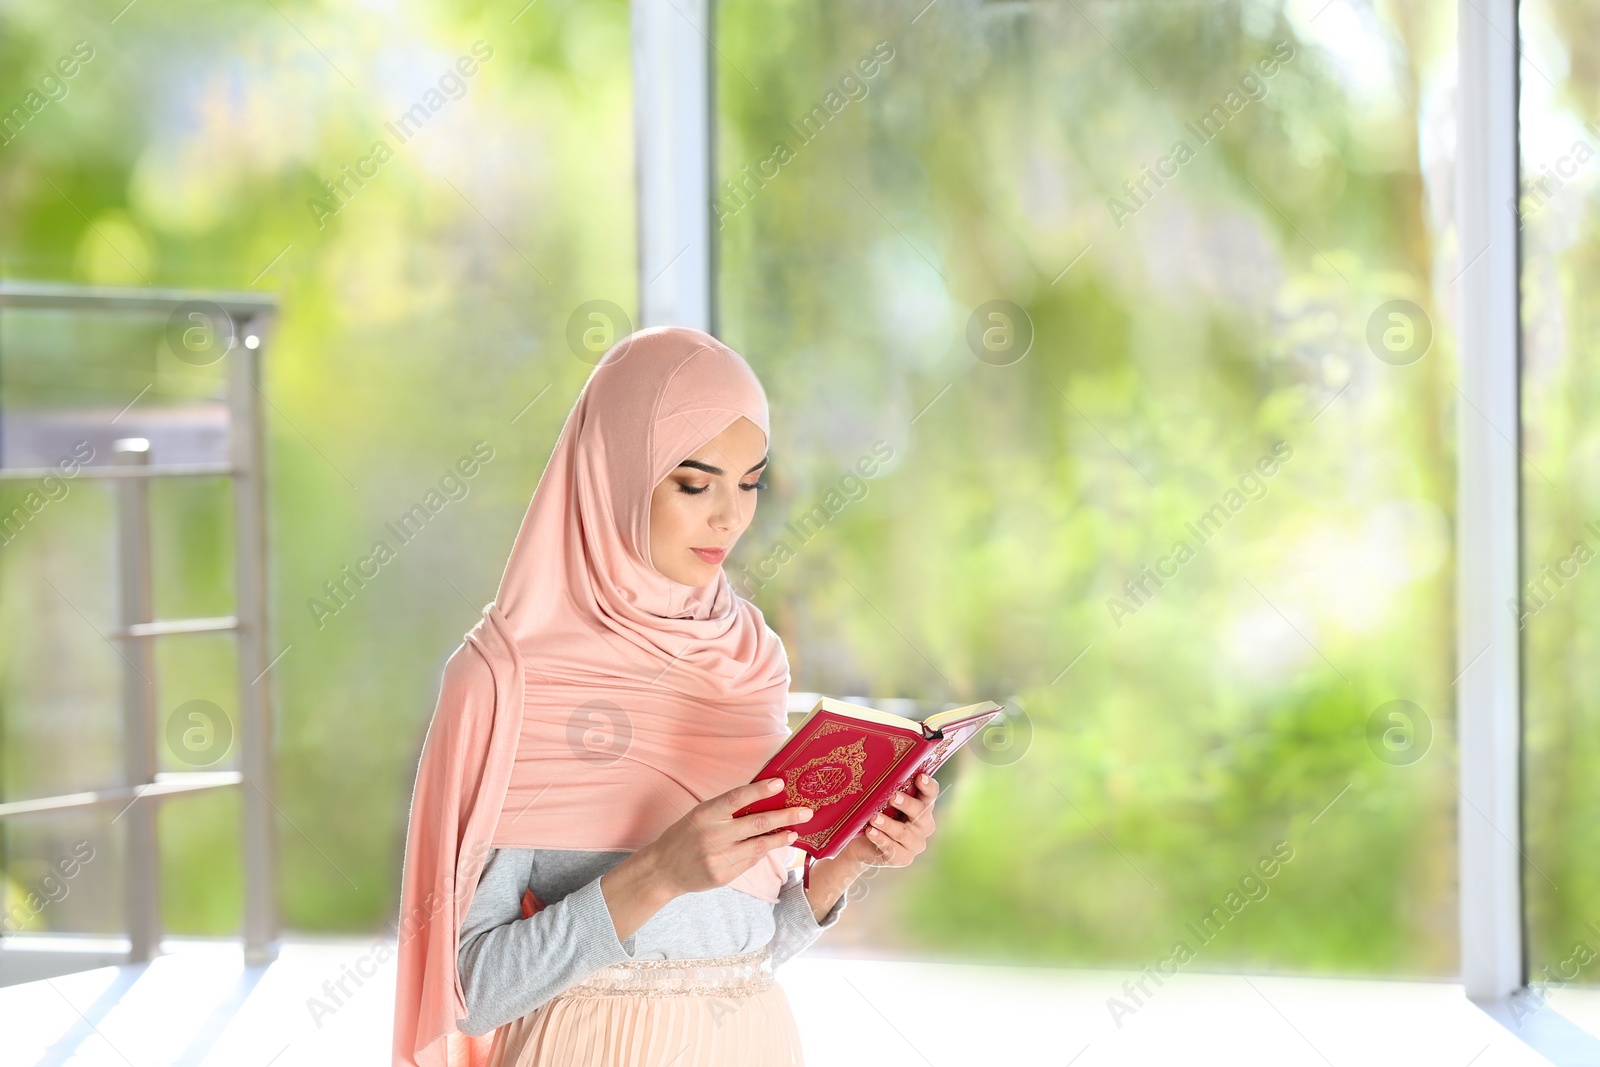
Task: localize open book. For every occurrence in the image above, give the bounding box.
[733,696,1004,887]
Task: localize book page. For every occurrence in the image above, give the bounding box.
[795,696,929,734]
[922,700,1002,733]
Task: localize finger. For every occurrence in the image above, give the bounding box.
[869,811,916,853]
[897,773,941,810]
[747,827,800,859]
[886,789,931,822]
[729,805,813,842]
[865,825,898,863]
[717,777,788,815]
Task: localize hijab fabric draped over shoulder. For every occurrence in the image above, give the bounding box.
[392,327,794,1067]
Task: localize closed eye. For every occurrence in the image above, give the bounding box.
[676,478,767,495]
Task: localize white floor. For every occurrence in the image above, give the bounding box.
[1,938,1592,1066]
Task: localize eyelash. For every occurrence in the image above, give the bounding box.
[677,479,767,495]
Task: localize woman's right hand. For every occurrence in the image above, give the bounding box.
[642,778,813,897]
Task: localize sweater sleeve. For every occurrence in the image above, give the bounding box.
[767,865,850,971]
[456,847,637,1037]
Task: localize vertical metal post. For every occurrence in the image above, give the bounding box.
[229,322,280,964]
[632,0,713,331]
[113,437,160,962]
[1456,0,1523,1002]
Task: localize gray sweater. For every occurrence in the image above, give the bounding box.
[456,847,849,1037]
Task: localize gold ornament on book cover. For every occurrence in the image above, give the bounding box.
[784,735,869,811]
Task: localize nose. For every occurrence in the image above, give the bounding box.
[709,487,746,532]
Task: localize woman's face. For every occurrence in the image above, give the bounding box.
[648,415,768,586]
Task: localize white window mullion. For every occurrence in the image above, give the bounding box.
[631,0,713,332]
[1455,0,1524,1004]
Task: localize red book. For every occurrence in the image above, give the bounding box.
[733,697,1004,888]
[520,887,544,919]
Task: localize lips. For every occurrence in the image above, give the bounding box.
[691,547,727,565]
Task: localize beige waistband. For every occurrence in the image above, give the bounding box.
[558,945,776,998]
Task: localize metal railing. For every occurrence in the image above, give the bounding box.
[0,281,280,972]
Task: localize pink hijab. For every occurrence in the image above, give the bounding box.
[391,327,794,1067]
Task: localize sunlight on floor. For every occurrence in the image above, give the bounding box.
[0,939,1574,1066]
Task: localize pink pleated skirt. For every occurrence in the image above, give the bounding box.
[485,946,804,1067]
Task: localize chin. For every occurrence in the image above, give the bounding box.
[667,556,720,587]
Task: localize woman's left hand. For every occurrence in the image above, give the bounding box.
[837,772,940,869]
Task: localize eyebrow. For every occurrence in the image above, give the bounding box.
[676,454,768,477]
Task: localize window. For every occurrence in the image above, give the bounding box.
[715,0,1460,973]
[1519,0,1600,992]
[0,0,637,941]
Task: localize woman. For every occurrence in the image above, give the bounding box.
[392,326,942,1067]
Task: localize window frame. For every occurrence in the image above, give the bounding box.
[635,0,1596,1057]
